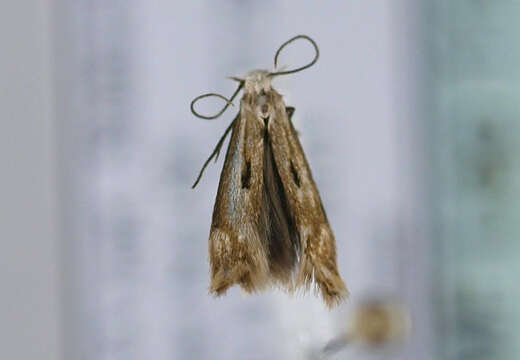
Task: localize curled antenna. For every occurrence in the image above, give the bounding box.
[190,82,244,120]
[191,34,319,188]
[190,83,244,188]
[269,34,319,77]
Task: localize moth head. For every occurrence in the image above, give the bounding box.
[232,69,272,95]
[230,70,275,123]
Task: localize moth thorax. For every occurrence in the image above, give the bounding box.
[244,69,272,95]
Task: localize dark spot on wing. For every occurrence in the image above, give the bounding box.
[241,160,251,189]
[290,161,300,187]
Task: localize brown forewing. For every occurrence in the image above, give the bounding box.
[208,100,269,295]
[268,90,348,307]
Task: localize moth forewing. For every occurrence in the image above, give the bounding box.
[208,102,270,295]
[268,90,348,307]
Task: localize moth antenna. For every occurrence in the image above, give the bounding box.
[191,116,237,188]
[190,82,244,120]
[269,34,319,77]
[227,76,244,83]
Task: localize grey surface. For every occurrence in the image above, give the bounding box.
[56,1,432,359]
[0,1,62,360]
[2,1,434,360]
[4,1,520,359]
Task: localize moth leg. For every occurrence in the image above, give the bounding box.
[285,106,300,136]
[192,116,237,188]
[285,106,295,120]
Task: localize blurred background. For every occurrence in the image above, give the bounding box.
[2,1,519,359]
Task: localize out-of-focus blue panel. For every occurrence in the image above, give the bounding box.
[425,1,520,359]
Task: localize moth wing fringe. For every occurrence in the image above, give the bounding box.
[292,225,348,307]
[208,228,270,295]
[295,255,348,308]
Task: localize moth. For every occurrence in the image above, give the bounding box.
[191,35,348,307]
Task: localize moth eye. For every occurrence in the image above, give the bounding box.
[241,160,251,189]
[290,161,300,187]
